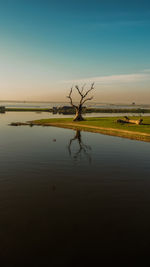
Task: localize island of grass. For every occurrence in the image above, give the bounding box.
[27,116,150,142]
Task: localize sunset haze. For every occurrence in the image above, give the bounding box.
[0,0,150,103]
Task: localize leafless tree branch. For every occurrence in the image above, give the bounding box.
[81,84,86,94]
[75,85,84,98]
[82,96,94,105]
[67,87,77,108]
[82,82,94,99]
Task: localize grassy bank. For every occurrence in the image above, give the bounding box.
[30,117,150,142]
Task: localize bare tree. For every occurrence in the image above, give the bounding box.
[67,83,94,121]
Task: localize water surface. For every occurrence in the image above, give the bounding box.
[0,112,150,266]
[1,100,150,109]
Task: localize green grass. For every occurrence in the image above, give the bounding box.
[78,117,150,134]
[33,116,150,134]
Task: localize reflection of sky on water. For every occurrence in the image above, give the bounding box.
[1,112,150,181]
[1,101,150,109]
[1,112,150,265]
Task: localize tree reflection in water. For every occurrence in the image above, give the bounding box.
[68,130,92,163]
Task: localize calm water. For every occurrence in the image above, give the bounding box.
[1,100,150,109]
[1,112,150,266]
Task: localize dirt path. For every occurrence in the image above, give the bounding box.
[43,122,150,138]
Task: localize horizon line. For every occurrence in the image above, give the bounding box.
[1,100,150,105]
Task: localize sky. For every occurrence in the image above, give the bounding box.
[0,0,150,103]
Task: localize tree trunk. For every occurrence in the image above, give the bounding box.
[73,107,84,121]
[117,117,143,125]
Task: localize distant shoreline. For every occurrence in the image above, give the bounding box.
[4,107,150,114]
[1,100,150,106]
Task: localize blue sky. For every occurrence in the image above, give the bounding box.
[0,0,150,102]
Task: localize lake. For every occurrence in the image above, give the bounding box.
[1,112,150,266]
[1,100,150,109]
